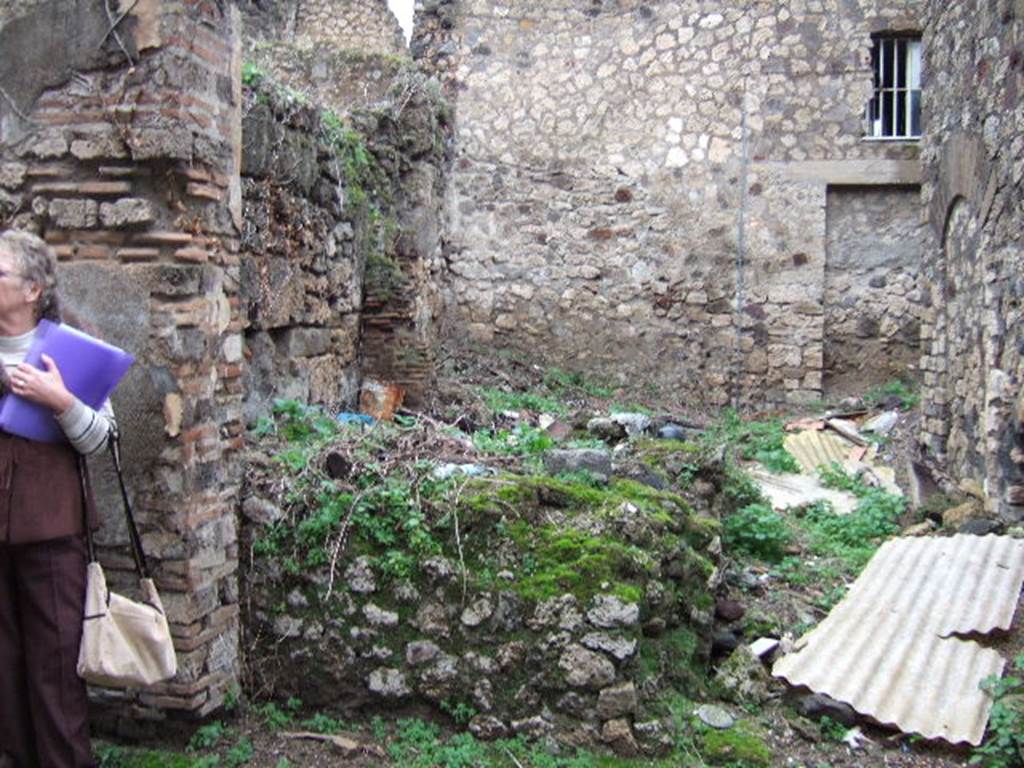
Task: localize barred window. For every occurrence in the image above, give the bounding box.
[866,35,922,139]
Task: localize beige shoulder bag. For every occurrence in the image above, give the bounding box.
[77,432,177,688]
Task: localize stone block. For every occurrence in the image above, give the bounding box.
[0,163,27,190]
[48,198,97,228]
[279,327,332,358]
[100,198,155,227]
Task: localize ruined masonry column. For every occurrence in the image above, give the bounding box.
[0,0,244,722]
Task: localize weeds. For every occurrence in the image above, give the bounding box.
[972,654,1024,768]
[722,502,791,562]
[705,410,800,474]
[864,378,919,411]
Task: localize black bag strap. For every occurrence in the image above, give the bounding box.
[80,427,151,579]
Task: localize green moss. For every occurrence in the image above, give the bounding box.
[700,724,772,767]
[638,626,707,693]
[506,523,650,603]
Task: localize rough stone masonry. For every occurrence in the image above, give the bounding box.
[417,0,929,409]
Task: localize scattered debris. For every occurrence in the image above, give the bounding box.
[793,692,859,726]
[783,430,855,474]
[747,467,858,516]
[748,637,779,659]
[336,412,374,426]
[696,704,736,730]
[773,535,1024,745]
[861,410,899,436]
[609,412,651,436]
[432,462,491,480]
[359,379,405,421]
[900,519,937,537]
[281,731,386,758]
[842,726,872,750]
[824,418,867,447]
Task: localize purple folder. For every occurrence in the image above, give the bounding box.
[0,320,134,443]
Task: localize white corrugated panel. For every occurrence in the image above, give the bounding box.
[773,534,1024,745]
[783,430,852,474]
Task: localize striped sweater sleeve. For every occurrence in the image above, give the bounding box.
[55,397,116,455]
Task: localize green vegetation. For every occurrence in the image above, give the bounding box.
[972,654,1024,768]
[722,502,791,562]
[864,378,920,411]
[699,723,772,766]
[241,62,265,88]
[505,522,649,603]
[705,410,799,474]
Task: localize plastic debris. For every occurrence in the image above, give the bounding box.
[748,637,780,659]
[337,412,375,426]
[359,379,405,421]
[861,410,899,435]
[432,463,491,480]
[748,467,858,516]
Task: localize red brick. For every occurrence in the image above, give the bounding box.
[26,164,71,178]
[76,244,114,260]
[133,231,194,246]
[178,166,212,183]
[77,181,132,195]
[186,182,222,202]
[31,182,77,195]
[174,247,209,263]
[117,247,161,262]
[37,111,108,126]
[97,165,148,177]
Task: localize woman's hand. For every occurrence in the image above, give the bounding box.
[9,354,74,414]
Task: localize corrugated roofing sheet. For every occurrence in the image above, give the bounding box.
[748,467,858,515]
[772,534,1024,745]
[783,430,853,474]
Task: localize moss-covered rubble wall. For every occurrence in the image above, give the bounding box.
[239,412,726,752]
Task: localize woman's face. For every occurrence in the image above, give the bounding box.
[0,247,40,323]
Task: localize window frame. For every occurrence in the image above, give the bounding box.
[864,33,922,141]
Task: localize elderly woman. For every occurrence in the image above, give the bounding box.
[0,231,114,768]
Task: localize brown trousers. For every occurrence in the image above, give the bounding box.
[0,536,94,768]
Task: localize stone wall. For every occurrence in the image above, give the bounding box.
[823,186,926,398]
[240,0,406,56]
[241,12,451,406]
[239,83,367,423]
[919,0,1024,520]
[0,0,244,726]
[420,0,927,407]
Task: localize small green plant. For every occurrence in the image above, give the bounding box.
[819,716,848,742]
[972,654,1024,768]
[440,699,478,725]
[223,737,253,768]
[723,502,792,562]
[472,423,554,457]
[479,386,567,416]
[254,697,301,729]
[188,722,228,752]
[241,62,265,87]
[301,712,344,734]
[864,378,920,411]
[542,367,614,398]
[706,410,800,474]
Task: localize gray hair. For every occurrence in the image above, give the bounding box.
[0,230,61,322]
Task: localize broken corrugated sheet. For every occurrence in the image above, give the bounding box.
[748,467,857,515]
[772,535,1024,745]
[783,430,853,474]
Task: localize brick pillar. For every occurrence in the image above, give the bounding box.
[0,0,244,726]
